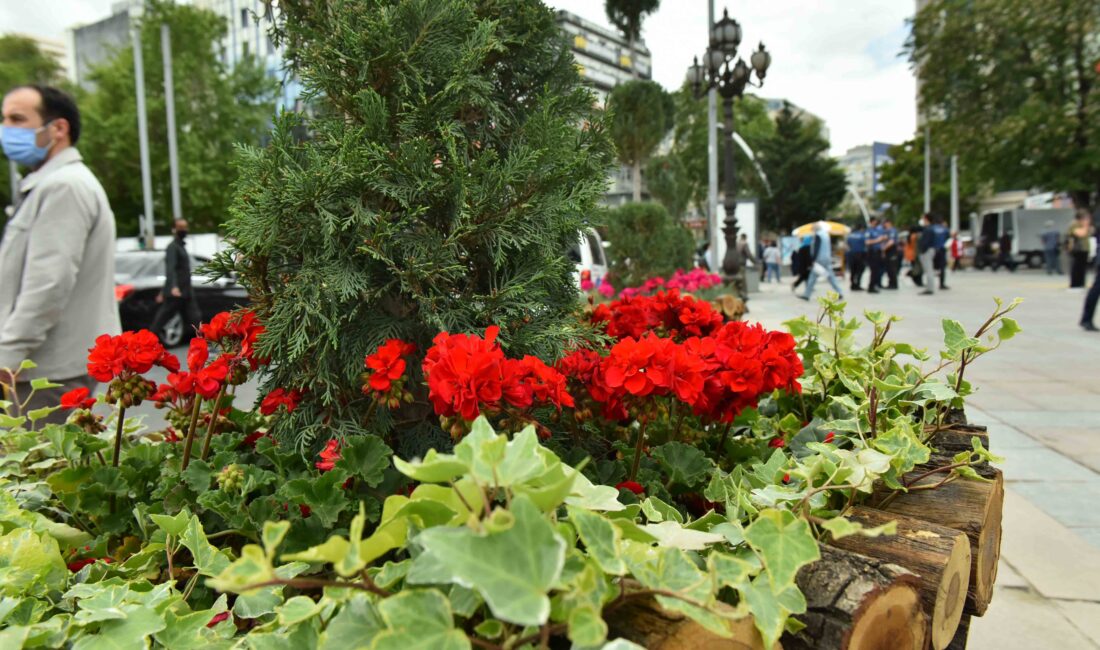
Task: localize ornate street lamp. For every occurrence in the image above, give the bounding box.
[687,8,771,300]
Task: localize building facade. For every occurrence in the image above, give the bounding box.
[67,1,137,89]
[763,97,830,144]
[555,10,653,207]
[837,141,894,211]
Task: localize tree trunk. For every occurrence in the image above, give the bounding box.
[873,469,1004,617]
[930,424,989,455]
[829,506,970,650]
[785,544,927,650]
[607,598,774,650]
[633,159,642,202]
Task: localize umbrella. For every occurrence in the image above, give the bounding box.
[791,221,851,237]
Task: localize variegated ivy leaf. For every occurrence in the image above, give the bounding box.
[743,509,819,590]
[820,516,897,540]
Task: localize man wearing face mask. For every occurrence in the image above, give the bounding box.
[0,85,119,422]
[150,219,200,344]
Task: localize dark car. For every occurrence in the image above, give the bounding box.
[115,250,249,346]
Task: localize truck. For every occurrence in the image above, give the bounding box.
[970,208,1076,269]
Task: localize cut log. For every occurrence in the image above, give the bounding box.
[914,453,998,480]
[873,469,1004,617]
[829,506,969,650]
[945,615,971,650]
[930,425,989,455]
[942,408,968,427]
[784,544,927,650]
[606,598,774,650]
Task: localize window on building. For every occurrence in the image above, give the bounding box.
[241,8,249,28]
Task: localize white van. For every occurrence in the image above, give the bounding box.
[568,228,609,291]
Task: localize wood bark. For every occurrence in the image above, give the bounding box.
[784,544,927,650]
[930,425,989,455]
[607,598,775,650]
[945,614,970,650]
[914,453,998,480]
[829,506,969,650]
[872,470,1004,617]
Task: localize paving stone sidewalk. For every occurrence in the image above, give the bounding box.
[745,267,1100,649]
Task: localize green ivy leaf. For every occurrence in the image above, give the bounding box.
[743,509,820,589]
[334,435,391,487]
[473,619,503,639]
[652,442,713,488]
[150,510,192,538]
[373,589,470,650]
[71,606,166,650]
[997,317,1021,341]
[277,595,326,626]
[28,378,62,391]
[262,521,291,558]
[180,516,231,577]
[393,450,468,484]
[566,506,626,575]
[820,517,897,540]
[564,473,625,512]
[154,596,230,649]
[639,496,683,524]
[567,605,607,646]
[873,426,930,475]
[206,545,273,593]
[0,414,25,429]
[740,572,806,649]
[407,494,565,627]
[941,319,979,359]
[0,529,68,598]
[320,593,382,650]
[26,407,59,423]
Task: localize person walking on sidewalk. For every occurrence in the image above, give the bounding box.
[150,219,201,344]
[799,221,844,301]
[949,231,963,271]
[882,219,900,290]
[847,224,867,291]
[1040,220,1063,275]
[931,215,951,290]
[866,217,885,293]
[1081,253,1100,332]
[917,214,938,296]
[790,235,812,293]
[0,85,119,424]
[762,240,781,283]
[1067,210,1093,289]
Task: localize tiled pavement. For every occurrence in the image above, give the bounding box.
[746,267,1100,649]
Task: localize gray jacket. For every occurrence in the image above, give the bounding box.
[0,148,121,380]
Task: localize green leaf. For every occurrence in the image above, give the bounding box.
[393,450,468,484]
[567,605,608,646]
[181,460,215,493]
[0,529,68,597]
[740,573,806,649]
[334,435,391,487]
[280,471,352,527]
[262,521,291,558]
[565,473,625,512]
[277,595,325,626]
[180,516,231,577]
[321,594,382,650]
[207,544,274,593]
[567,506,626,575]
[942,319,979,358]
[0,414,26,429]
[873,426,931,475]
[26,406,59,423]
[72,606,166,650]
[708,552,757,588]
[640,521,725,551]
[820,517,897,540]
[18,360,36,370]
[652,442,714,488]
[151,510,192,537]
[640,496,683,524]
[155,596,230,649]
[743,509,820,589]
[997,317,1021,341]
[373,589,470,650]
[29,378,62,391]
[407,494,565,627]
[473,619,503,639]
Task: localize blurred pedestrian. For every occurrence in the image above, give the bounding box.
[762,240,781,283]
[1067,210,1093,288]
[866,217,885,293]
[0,85,119,424]
[949,232,963,271]
[1081,254,1100,332]
[905,219,924,287]
[1040,220,1063,275]
[799,221,844,301]
[790,235,812,293]
[930,215,950,289]
[736,233,755,271]
[846,223,867,291]
[882,219,900,289]
[994,232,1017,273]
[917,214,936,296]
[151,219,201,344]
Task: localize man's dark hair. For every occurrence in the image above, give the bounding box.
[19,85,81,145]
[934,215,946,224]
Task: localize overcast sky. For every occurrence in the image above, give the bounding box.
[3,0,918,155]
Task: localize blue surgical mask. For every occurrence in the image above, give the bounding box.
[1,124,52,167]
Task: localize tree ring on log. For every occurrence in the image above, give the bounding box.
[844,581,926,650]
[975,474,1004,609]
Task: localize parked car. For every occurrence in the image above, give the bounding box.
[567,228,609,290]
[115,250,249,347]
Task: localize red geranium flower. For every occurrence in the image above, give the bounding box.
[60,387,97,410]
[206,612,231,628]
[769,438,786,448]
[259,387,304,415]
[364,339,416,393]
[615,481,645,495]
[86,330,172,382]
[193,354,230,399]
[823,431,835,444]
[298,504,312,518]
[316,439,341,472]
[422,326,506,420]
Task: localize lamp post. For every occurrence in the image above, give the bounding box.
[687,9,770,300]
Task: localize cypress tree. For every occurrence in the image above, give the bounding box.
[215,0,613,452]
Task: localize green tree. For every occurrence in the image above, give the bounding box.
[215,0,614,450]
[645,153,691,219]
[0,35,65,213]
[876,135,979,228]
[77,0,276,235]
[670,87,776,213]
[605,202,694,287]
[756,102,846,232]
[607,79,672,202]
[604,0,659,79]
[909,0,1100,208]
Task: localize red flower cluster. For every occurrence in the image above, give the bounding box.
[590,290,724,341]
[316,439,341,472]
[422,326,573,421]
[87,330,177,382]
[364,339,416,395]
[259,387,304,416]
[616,481,645,495]
[560,320,803,423]
[166,338,231,399]
[60,387,97,410]
[66,557,112,572]
[199,310,266,368]
[206,612,231,628]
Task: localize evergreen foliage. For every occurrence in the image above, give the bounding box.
[605,202,694,287]
[757,102,846,232]
[877,135,980,228]
[77,0,276,235]
[607,79,673,202]
[216,0,614,449]
[604,0,660,79]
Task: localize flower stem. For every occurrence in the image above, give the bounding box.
[180,398,203,470]
[628,420,649,482]
[112,406,127,467]
[199,385,228,461]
